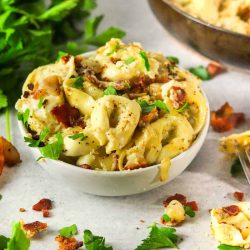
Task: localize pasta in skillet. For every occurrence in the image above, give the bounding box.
[15,38,208,175]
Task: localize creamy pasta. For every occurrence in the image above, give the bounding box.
[15,39,207,174]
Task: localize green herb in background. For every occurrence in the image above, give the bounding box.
[103,86,117,96]
[184,206,195,218]
[139,51,150,71]
[218,244,244,250]
[59,224,78,238]
[0,0,126,108]
[0,235,9,250]
[162,214,171,222]
[166,56,179,64]
[231,158,243,177]
[177,103,190,113]
[135,224,179,250]
[72,77,83,89]
[189,66,211,80]
[69,133,86,141]
[84,229,113,250]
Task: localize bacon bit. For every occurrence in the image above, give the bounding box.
[163,193,187,207]
[32,198,52,212]
[233,191,245,202]
[22,221,47,238]
[27,83,34,90]
[206,62,226,78]
[222,205,240,216]
[139,109,159,127]
[19,208,26,212]
[210,102,245,132]
[61,55,71,64]
[55,235,83,250]
[23,91,30,98]
[51,104,82,128]
[33,89,48,100]
[124,162,148,170]
[43,209,50,218]
[186,201,199,211]
[79,164,93,170]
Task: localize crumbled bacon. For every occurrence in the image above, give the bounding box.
[51,104,83,128]
[186,201,199,211]
[61,55,71,64]
[233,191,245,202]
[163,193,187,207]
[55,235,83,250]
[139,109,159,127]
[27,83,34,90]
[170,86,186,109]
[22,221,47,238]
[43,209,50,218]
[210,102,245,132]
[32,198,52,218]
[79,164,93,170]
[19,208,26,212]
[222,205,240,216]
[124,162,148,170]
[206,62,226,78]
[23,91,30,98]
[33,89,48,100]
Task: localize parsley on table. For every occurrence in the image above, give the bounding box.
[125,57,135,64]
[184,206,195,218]
[189,66,211,80]
[139,51,150,71]
[135,224,179,250]
[69,133,86,141]
[218,244,244,250]
[59,224,78,238]
[138,100,169,114]
[166,56,179,64]
[231,158,243,177]
[72,77,83,89]
[103,86,118,96]
[17,109,30,128]
[83,229,113,250]
[177,103,190,113]
[0,235,9,250]
[24,128,50,147]
[38,96,44,109]
[162,214,171,222]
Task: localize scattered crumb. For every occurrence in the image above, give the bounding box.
[22,220,47,238]
[19,208,26,212]
[140,219,145,223]
[55,235,83,250]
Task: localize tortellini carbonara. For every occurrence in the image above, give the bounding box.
[15,39,207,173]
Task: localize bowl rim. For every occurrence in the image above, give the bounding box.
[17,51,210,176]
[161,0,250,40]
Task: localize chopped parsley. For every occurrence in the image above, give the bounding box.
[56,51,68,63]
[72,77,83,89]
[189,66,211,80]
[135,224,178,250]
[103,86,117,96]
[59,224,78,238]
[162,214,171,222]
[139,51,150,71]
[38,96,44,109]
[166,56,179,64]
[154,100,169,112]
[24,128,50,147]
[177,103,190,113]
[69,133,86,141]
[138,100,169,114]
[106,42,119,56]
[184,206,195,218]
[231,158,243,177]
[84,229,113,250]
[17,109,30,128]
[125,57,135,64]
[218,244,244,250]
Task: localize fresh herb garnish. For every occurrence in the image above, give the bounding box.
[72,77,83,89]
[56,51,68,62]
[69,133,86,141]
[162,214,171,222]
[103,86,117,96]
[24,128,50,147]
[189,66,211,80]
[139,51,150,71]
[84,229,113,250]
[231,158,243,177]
[106,42,120,56]
[166,56,179,64]
[38,96,44,109]
[218,244,244,250]
[17,109,30,128]
[184,206,195,218]
[138,100,169,114]
[177,103,190,113]
[59,224,78,238]
[39,133,63,160]
[135,224,178,250]
[0,235,9,250]
[125,57,135,64]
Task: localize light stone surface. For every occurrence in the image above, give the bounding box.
[0,0,250,249]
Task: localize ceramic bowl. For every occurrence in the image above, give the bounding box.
[148,0,250,69]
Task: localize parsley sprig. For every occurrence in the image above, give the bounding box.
[189,66,211,80]
[59,224,78,238]
[103,86,117,96]
[138,100,169,114]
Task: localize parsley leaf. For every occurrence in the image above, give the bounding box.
[24,128,49,147]
[218,244,244,250]
[177,103,190,113]
[135,224,178,250]
[103,86,117,96]
[162,214,171,222]
[84,15,104,42]
[38,96,44,109]
[39,133,63,160]
[0,235,9,250]
[138,100,169,114]
[166,56,179,64]
[84,229,113,250]
[6,221,30,250]
[69,133,86,141]
[189,66,211,80]
[154,100,169,112]
[17,109,30,128]
[106,42,120,56]
[139,51,150,71]
[125,57,135,64]
[59,224,78,238]
[184,206,195,218]
[72,77,83,89]
[0,89,8,110]
[231,158,243,177]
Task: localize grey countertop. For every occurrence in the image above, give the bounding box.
[0,0,250,249]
